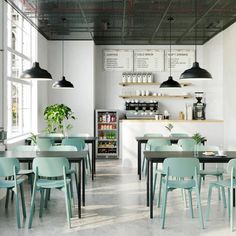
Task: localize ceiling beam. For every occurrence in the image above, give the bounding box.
[176,0,221,43]
[150,0,174,43]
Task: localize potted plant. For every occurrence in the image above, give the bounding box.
[192,132,206,155]
[44,104,77,135]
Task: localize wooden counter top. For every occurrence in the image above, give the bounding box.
[119,119,224,123]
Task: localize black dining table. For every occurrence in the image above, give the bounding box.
[0,150,88,218]
[136,136,199,180]
[38,136,97,180]
[144,150,236,219]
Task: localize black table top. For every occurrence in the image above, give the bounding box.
[136,136,194,141]
[0,150,88,162]
[144,151,236,163]
[38,136,96,141]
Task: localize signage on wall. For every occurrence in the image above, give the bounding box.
[103,50,133,71]
[134,50,164,72]
[165,49,195,71]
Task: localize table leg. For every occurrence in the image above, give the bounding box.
[147,160,149,207]
[82,159,85,206]
[92,140,96,180]
[78,161,81,218]
[138,141,142,180]
[150,160,153,219]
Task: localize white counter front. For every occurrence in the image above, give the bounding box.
[119,119,224,168]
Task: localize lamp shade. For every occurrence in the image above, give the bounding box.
[52,76,74,89]
[20,62,52,80]
[160,76,181,88]
[180,62,212,80]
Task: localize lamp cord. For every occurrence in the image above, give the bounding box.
[1,4,5,128]
[168,16,173,77]
[62,18,65,77]
[195,0,197,61]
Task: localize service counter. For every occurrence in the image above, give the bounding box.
[119,119,224,168]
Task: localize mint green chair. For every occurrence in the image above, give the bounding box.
[62,137,91,173]
[177,138,196,151]
[0,158,26,228]
[28,157,72,229]
[151,145,183,207]
[160,158,204,229]
[36,137,53,151]
[197,146,223,199]
[9,145,36,194]
[49,145,78,203]
[206,159,236,231]
[142,133,163,173]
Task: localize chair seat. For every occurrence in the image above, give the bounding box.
[36,178,71,189]
[199,169,224,176]
[67,168,76,175]
[0,179,24,188]
[210,179,236,188]
[164,179,196,189]
[18,169,34,175]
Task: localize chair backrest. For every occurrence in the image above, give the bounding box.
[151,145,182,151]
[10,145,37,151]
[49,145,77,151]
[146,138,171,150]
[170,133,189,138]
[36,138,53,151]
[70,133,90,137]
[197,145,219,152]
[144,133,163,137]
[33,157,69,177]
[0,158,20,177]
[44,133,64,138]
[163,157,200,178]
[62,137,85,151]
[227,159,236,177]
[177,138,196,151]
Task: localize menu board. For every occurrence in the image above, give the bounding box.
[165,49,195,72]
[134,50,164,72]
[103,50,133,71]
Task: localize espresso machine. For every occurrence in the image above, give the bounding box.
[193,92,206,120]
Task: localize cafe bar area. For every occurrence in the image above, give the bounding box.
[0,0,236,235]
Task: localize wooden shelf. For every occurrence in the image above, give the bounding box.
[119,82,191,87]
[119,95,192,99]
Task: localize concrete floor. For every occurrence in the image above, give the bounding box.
[0,159,234,236]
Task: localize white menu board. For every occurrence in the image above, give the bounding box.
[103,50,133,71]
[165,49,195,72]
[134,50,164,71]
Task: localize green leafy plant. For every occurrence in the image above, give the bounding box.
[44,104,77,134]
[28,132,37,145]
[165,123,174,132]
[192,133,206,144]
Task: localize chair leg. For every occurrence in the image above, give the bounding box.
[160,184,168,229]
[5,188,10,209]
[19,183,26,218]
[195,187,204,229]
[39,189,45,218]
[227,188,230,222]
[230,187,234,231]
[188,190,194,218]
[64,183,71,228]
[157,174,163,208]
[14,186,21,228]
[28,183,37,229]
[44,189,50,208]
[141,156,145,173]
[206,184,213,221]
[87,151,92,173]
[221,186,227,208]
[153,165,158,198]
[217,176,221,200]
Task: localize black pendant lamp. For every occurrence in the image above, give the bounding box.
[160,17,181,88]
[20,62,52,80]
[52,18,74,89]
[180,0,212,80]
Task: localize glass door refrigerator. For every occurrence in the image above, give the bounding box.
[95,109,119,158]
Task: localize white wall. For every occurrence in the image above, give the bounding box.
[0,0,4,128]
[95,45,223,120]
[223,22,236,150]
[47,41,95,135]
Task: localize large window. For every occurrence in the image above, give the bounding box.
[7,5,34,139]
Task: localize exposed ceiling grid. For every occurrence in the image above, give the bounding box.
[5,0,236,45]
